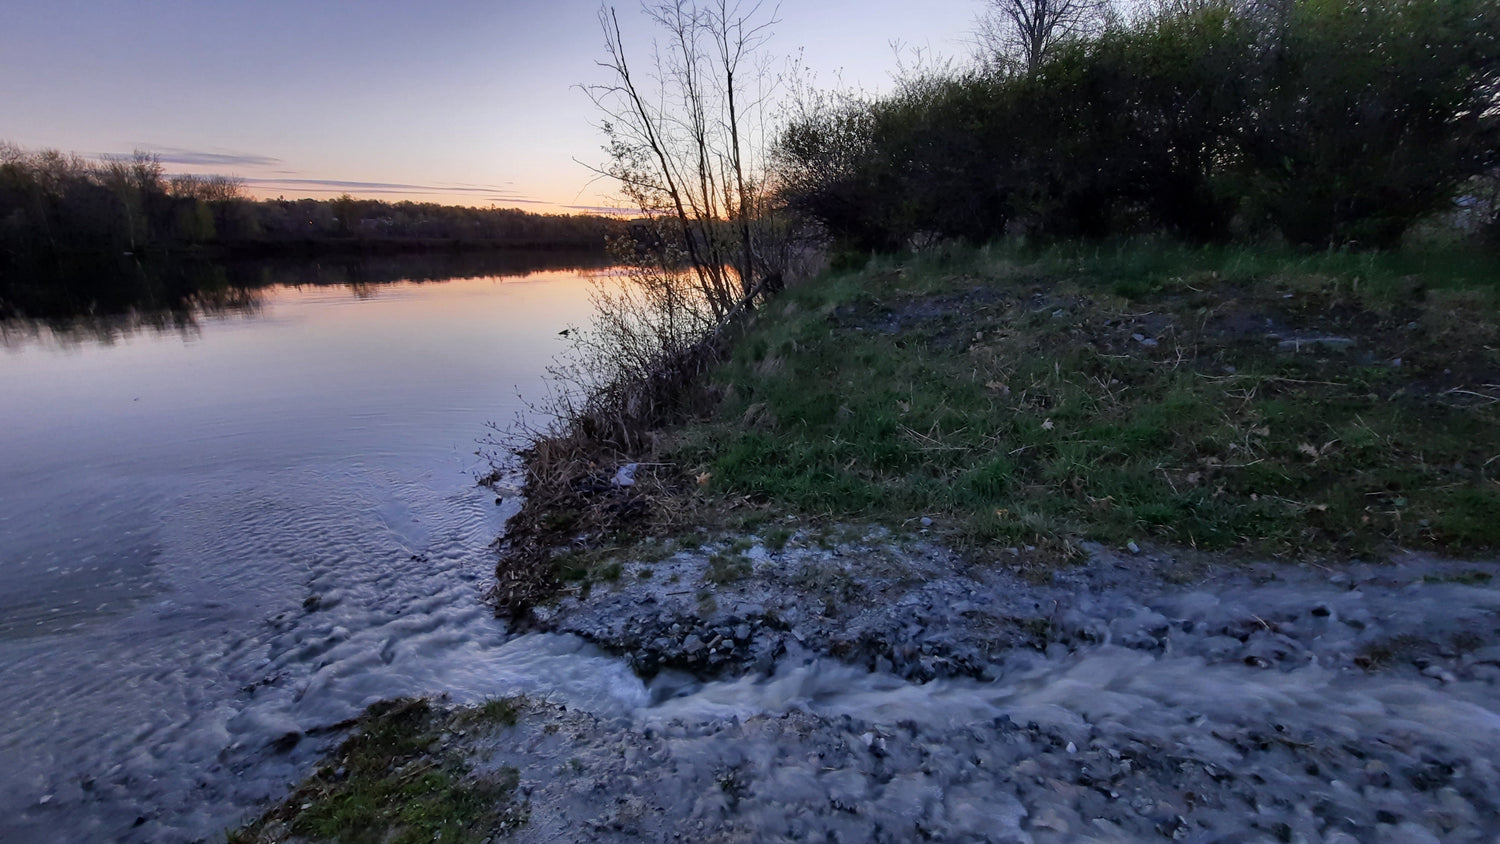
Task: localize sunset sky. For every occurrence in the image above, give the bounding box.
[3,0,979,214]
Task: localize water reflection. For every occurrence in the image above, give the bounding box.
[0,249,610,347]
[0,254,606,841]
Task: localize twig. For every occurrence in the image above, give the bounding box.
[1441,388,1499,405]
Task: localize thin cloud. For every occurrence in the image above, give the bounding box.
[246,177,525,199]
[125,146,283,168]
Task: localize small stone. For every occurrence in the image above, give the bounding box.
[1066,741,1077,753]
[1421,665,1456,684]
[612,463,639,487]
[920,517,934,527]
[1126,541,1142,555]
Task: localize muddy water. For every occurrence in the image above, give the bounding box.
[0,260,611,842]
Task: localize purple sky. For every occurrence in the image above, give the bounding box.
[2,0,979,213]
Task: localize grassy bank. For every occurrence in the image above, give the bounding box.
[493,240,1500,609]
[652,243,1500,568]
[230,698,528,844]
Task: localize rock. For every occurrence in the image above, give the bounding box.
[612,463,639,487]
[1127,541,1142,555]
[1420,665,1456,684]
[920,517,934,527]
[682,634,705,654]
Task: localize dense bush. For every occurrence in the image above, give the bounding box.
[776,0,1500,249]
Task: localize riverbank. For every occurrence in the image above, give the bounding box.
[234,242,1500,841]
[237,536,1500,842]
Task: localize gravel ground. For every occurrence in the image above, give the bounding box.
[458,534,1500,842]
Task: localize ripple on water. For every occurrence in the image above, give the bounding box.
[0,465,594,844]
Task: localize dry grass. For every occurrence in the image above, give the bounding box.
[486,323,734,617]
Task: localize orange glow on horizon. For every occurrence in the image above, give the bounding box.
[238,185,631,217]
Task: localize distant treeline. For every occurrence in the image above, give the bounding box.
[776,0,1500,250]
[0,248,611,324]
[0,144,624,263]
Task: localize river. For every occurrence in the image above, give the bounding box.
[6,253,1500,843]
[0,253,643,842]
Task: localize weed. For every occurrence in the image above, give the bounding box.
[469,696,523,728]
[705,552,752,585]
[1355,634,1431,670]
[635,538,674,563]
[791,561,861,608]
[230,698,526,844]
[762,526,795,551]
[1018,616,1055,649]
[696,590,719,615]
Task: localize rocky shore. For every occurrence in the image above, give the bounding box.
[424,532,1500,842]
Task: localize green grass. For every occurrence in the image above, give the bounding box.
[230,698,526,844]
[668,241,1500,564]
[705,551,752,584]
[467,696,523,728]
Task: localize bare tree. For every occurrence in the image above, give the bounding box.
[977,0,1111,74]
[168,173,245,202]
[584,1,778,325]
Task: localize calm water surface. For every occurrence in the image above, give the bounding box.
[0,258,638,841]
